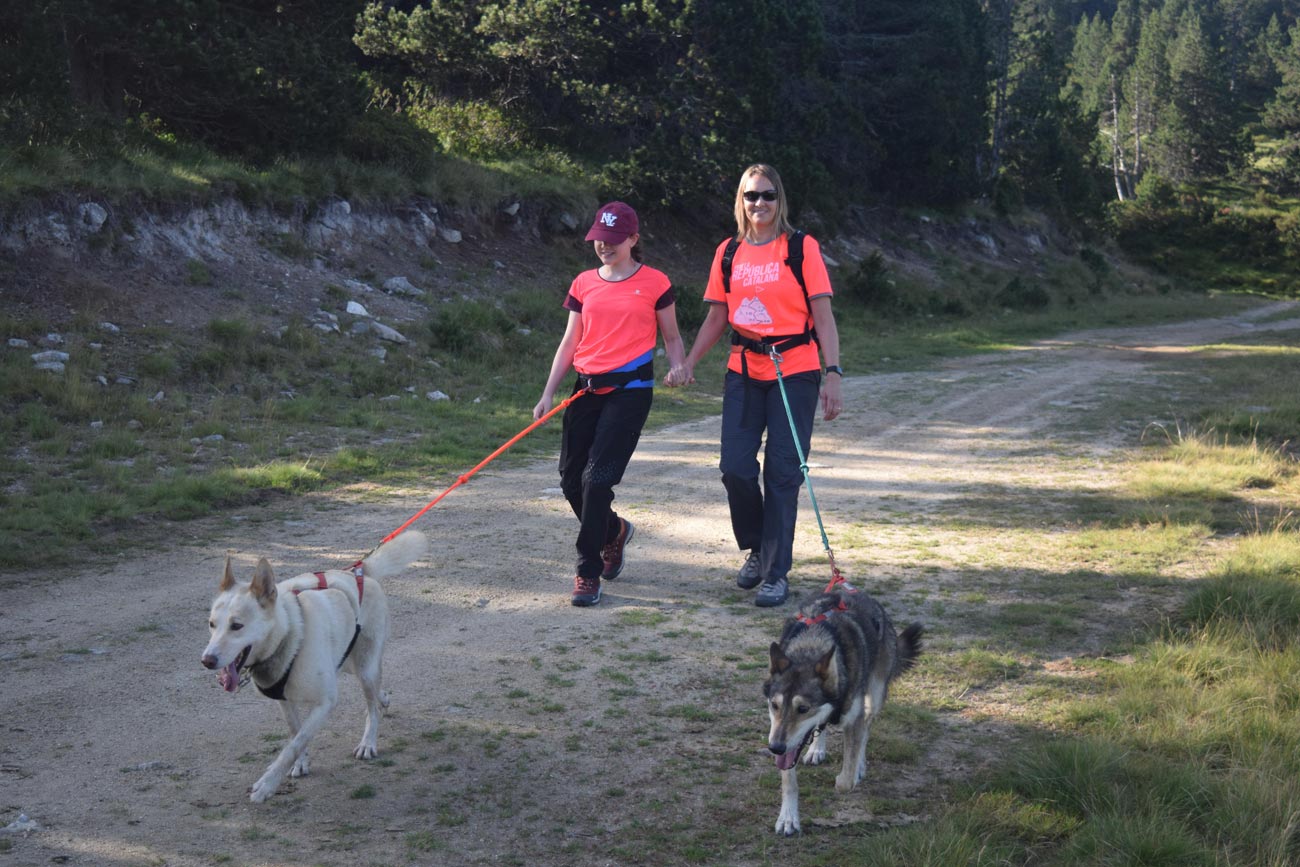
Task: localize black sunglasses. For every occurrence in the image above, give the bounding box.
[742,190,778,202]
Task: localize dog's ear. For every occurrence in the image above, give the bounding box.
[250,559,277,604]
[815,648,839,694]
[220,556,237,591]
[769,642,791,675]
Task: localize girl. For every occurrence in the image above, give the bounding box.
[535,202,687,606]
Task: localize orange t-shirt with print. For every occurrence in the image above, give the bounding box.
[702,233,833,380]
[565,264,674,375]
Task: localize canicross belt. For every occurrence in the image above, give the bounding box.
[730,330,818,380]
[576,359,654,391]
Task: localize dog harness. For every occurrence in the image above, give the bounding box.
[254,568,365,701]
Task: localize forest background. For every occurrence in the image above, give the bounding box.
[5,0,1300,290]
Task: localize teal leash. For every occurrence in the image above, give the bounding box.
[768,346,846,588]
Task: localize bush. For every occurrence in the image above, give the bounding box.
[427,301,515,356]
[997,276,1051,311]
[842,251,899,311]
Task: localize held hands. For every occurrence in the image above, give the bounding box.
[820,375,843,421]
[663,364,694,388]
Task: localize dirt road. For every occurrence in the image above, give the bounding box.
[3,301,1297,866]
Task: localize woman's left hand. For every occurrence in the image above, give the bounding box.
[820,374,843,421]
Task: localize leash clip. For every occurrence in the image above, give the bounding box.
[766,344,784,364]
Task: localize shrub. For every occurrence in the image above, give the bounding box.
[427,301,515,356]
[997,276,1051,311]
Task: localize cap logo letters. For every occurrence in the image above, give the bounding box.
[600,212,618,228]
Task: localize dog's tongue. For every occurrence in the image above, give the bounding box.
[775,748,800,771]
[218,661,240,693]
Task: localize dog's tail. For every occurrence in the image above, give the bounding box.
[894,623,924,676]
[362,530,429,579]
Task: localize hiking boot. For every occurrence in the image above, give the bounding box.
[571,574,602,607]
[736,550,763,589]
[755,577,789,607]
[601,518,635,580]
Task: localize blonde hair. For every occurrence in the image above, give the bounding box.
[733,163,796,241]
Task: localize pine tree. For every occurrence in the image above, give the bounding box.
[1156,9,1241,180]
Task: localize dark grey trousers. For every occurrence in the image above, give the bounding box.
[719,370,819,582]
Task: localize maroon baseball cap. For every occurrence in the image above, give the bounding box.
[585,201,639,243]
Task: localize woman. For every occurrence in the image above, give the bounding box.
[670,165,843,607]
[535,201,688,607]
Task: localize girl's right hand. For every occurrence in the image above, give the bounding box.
[533,395,552,420]
[664,365,693,387]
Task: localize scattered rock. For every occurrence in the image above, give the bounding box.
[77,202,109,233]
[33,361,65,373]
[7,338,29,348]
[31,350,69,364]
[382,276,424,297]
[99,321,121,333]
[346,301,371,317]
[0,813,39,835]
[369,322,408,344]
[426,390,450,401]
[437,227,463,244]
[39,333,65,347]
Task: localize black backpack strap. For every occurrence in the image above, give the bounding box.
[784,230,807,302]
[720,237,741,294]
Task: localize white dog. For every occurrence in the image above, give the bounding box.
[201,531,427,802]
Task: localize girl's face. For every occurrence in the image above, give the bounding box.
[593,234,637,268]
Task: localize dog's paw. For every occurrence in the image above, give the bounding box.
[774,812,801,836]
[379,689,390,709]
[249,776,278,803]
[353,742,378,760]
[834,770,859,793]
[802,745,827,765]
[290,755,310,778]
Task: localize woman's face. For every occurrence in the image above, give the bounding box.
[741,173,779,234]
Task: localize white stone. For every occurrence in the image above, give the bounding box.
[346,301,371,317]
[426,390,450,401]
[370,322,408,344]
[382,276,424,297]
[437,227,463,244]
[31,350,69,363]
[77,202,109,233]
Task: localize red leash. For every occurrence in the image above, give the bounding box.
[376,390,587,547]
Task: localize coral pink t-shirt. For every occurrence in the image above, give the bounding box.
[703,233,832,380]
[565,265,675,376]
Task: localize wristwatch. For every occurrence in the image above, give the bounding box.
[825,365,843,377]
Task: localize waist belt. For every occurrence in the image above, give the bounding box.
[577,359,654,391]
[730,329,819,380]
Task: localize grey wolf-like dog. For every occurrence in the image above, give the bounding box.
[201,531,427,802]
[764,585,923,835]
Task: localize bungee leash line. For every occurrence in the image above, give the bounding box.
[374,389,589,549]
[768,345,847,592]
